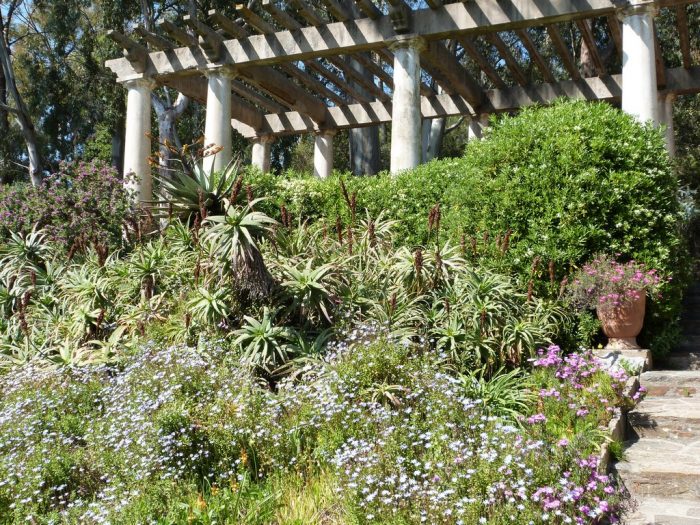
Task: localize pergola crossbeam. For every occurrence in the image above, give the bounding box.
[676,5,693,68]
[516,29,556,83]
[232,65,700,137]
[107,0,620,79]
[459,37,507,90]
[156,19,198,48]
[484,32,528,86]
[546,24,581,80]
[576,19,607,77]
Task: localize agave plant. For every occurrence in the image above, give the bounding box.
[203,198,278,301]
[187,286,231,326]
[0,227,50,279]
[155,158,243,218]
[279,260,338,325]
[232,307,298,373]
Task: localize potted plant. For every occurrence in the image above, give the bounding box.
[565,255,664,349]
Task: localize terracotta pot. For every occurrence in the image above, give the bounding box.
[596,294,646,350]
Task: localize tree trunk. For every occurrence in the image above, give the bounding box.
[152,91,189,180]
[0,24,42,186]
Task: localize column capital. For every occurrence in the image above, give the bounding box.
[252,134,276,144]
[313,129,337,138]
[618,0,659,19]
[202,65,237,80]
[388,34,426,53]
[122,77,157,90]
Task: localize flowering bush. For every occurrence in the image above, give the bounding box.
[565,255,664,309]
[0,161,134,253]
[0,331,635,524]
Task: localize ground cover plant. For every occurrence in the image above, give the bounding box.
[0,333,635,524]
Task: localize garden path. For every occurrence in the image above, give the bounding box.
[613,286,700,525]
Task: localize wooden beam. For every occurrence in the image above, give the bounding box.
[283,65,346,105]
[263,0,389,102]
[576,19,606,77]
[319,0,353,21]
[676,5,693,69]
[654,28,667,89]
[233,65,700,137]
[606,15,622,61]
[546,24,581,80]
[107,0,619,79]
[160,75,265,131]
[426,0,443,8]
[484,32,528,86]
[231,80,287,114]
[290,0,326,25]
[354,0,382,19]
[183,15,225,61]
[238,65,330,123]
[106,30,149,73]
[208,10,249,39]
[516,29,555,83]
[134,25,175,51]
[459,37,507,89]
[156,19,198,47]
[232,73,626,137]
[235,3,277,34]
[421,41,485,106]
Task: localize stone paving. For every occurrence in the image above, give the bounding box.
[614,366,700,524]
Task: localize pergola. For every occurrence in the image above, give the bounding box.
[105,0,700,203]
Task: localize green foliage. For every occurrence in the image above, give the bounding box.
[244,100,691,356]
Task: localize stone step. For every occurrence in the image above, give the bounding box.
[642,370,700,388]
[614,440,700,500]
[624,497,700,525]
[658,353,700,371]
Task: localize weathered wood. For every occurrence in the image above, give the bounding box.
[183,15,225,62]
[546,24,581,80]
[106,30,149,73]
[676,5,693,69]
[484,32,528,86]
[421,41,485,106]
[208,10,249,39]
[515,29,555,83]
[232,73,627,137]
[654,28,667,89]
[353,0,382,19]
[606,15,622,61]
[576,19,606,77]
[426,0,443,8]
[319,0,353,21]
[231,80,286,114]
[459,37,507,89]
[107,0,619,79]
[238,65,330,123]
[134,26,175,51]
[160,75,265,131]
[156,19,198,47]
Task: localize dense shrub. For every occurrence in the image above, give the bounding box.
[244,100,691,355]
[0,161,133,252]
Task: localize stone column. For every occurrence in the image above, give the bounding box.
[314,130,335,179]
[658,93,677,157]
[390,36,425,175]
[251,135,275,173]
[123,78,156,204]
[203,68,235,174]
[621,0,659,124]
